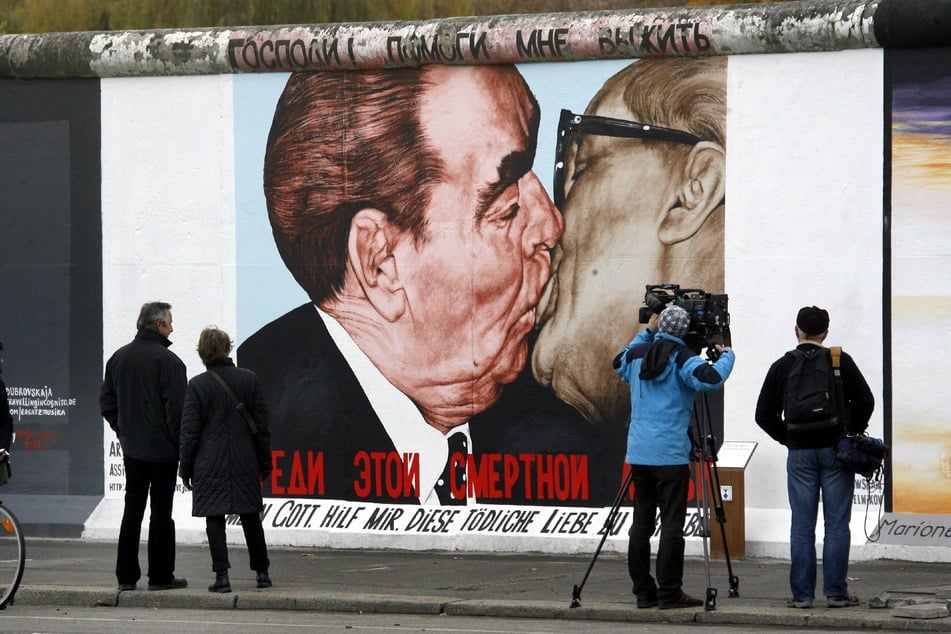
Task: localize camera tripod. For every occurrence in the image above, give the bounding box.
[690,390,740,610]
[570,465,633,608]
[569,391,739,610]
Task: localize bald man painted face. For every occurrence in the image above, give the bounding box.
[533,58,727,426]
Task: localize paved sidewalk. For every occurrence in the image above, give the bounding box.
[10,539,951,630]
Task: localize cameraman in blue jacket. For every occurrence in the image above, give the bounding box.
[613,305,734,610]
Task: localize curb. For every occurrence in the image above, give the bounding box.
[10,585,951,631]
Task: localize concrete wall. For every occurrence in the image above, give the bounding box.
[2,0,951,559]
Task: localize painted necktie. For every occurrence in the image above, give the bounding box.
[435,431,467,505]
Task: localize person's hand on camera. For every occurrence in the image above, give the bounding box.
[648,312,660,331]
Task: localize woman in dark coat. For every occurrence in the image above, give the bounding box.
[179,327,272,593]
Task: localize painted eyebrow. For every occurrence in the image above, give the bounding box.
[474,148,534,224]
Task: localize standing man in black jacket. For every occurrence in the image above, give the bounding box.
[101,302,188,592]
[755,306,874,610]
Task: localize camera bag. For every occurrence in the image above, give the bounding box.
[824,347,889,480]
[834,433,888,480]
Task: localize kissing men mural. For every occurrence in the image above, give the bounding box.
[237,57,728,508]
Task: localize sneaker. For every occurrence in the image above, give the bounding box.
[787,598,813,608]
[148,577,188,591]
[658,592,704,610]
[117,582,136,592]
[827,594,859,608]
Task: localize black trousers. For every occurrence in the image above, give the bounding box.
[116,457,178,585]
[627,463,691,601]
[206,514,270,573]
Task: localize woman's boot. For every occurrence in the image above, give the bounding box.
[208,571,231,593]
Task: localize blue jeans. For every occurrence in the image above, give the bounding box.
[787,447,853,601]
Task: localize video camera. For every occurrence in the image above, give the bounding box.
[638,283,731,357]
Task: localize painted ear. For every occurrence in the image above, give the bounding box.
[657,141,725,245]
[348,208,406,322]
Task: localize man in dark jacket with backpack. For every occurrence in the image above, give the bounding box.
[100,302,188,592]
[755,306,874,610]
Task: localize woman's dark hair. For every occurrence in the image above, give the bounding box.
[197,327,232,366]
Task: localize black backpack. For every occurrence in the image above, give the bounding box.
[783,347,841,431]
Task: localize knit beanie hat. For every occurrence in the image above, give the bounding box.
[796,306,829,336]
[658,306,690,338]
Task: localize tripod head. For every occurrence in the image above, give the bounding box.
[691,431,719,463]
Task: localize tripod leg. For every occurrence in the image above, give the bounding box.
[696,391,740,598]
[706,458,740,597]
[570,467,634,608]
[692,456,717,611]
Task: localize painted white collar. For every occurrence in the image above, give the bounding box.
[315,306,471,504]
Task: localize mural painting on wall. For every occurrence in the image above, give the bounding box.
[888,48,951,515]
[236,56,728,521]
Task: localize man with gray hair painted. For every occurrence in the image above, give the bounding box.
[239,65,564,505]
[613,304,734,610]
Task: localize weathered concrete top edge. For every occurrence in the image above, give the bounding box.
[0,0,941,79]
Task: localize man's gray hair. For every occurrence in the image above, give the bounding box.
[136,302,172,331]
